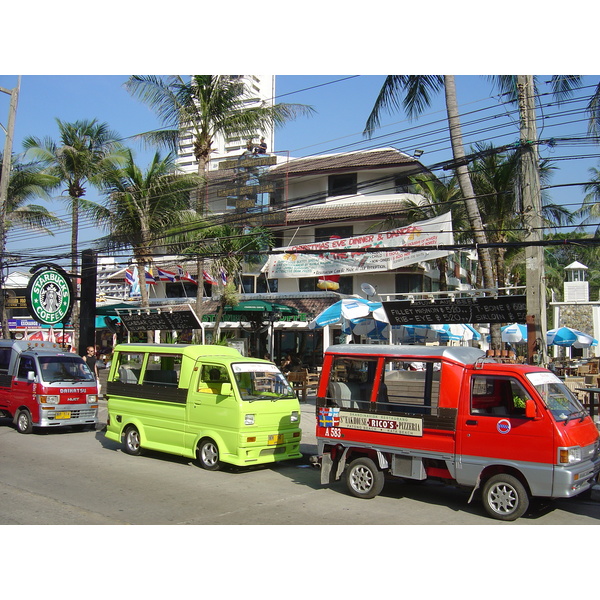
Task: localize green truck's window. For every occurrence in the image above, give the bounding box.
[143,353,182,386]
[116,352,144,384]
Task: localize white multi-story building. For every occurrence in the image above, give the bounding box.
[176,75,275,173]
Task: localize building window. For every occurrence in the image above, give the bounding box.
[395,175,416,194]
[314,226,353,242]
[328,173,357,197]
[395,272,432,294]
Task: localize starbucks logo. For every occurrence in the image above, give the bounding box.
[26,267,73,325]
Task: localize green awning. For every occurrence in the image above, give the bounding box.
[223,300,298,316]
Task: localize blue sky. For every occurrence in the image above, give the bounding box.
[2,73,598,262]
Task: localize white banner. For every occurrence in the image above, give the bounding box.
[264,212,454,278]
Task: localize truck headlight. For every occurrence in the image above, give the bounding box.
[245,414,255,425]
[39,395,59,404]
[558,446,582,464]
[291,411,299,423]
[87,394,98,403]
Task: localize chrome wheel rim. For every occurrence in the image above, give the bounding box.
[126,429,140,452]
[488,482,518,515]
[349,465,374,494]
[201,443,218,467]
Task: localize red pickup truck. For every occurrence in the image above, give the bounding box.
[314,344,600,520]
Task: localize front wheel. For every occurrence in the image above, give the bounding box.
[16,409,33,434]
[123,426,142,456]
[482,474,529,521]
[345,457,385,499]
[197,439,221,471]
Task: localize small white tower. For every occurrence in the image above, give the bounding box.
[564,261,589,302]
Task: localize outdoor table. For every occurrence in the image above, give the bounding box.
[576,387,600,419]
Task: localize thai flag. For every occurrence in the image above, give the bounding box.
[125,269,134,285]
[220,268,227,285]
[175,265,185,279]
[157,267,177,282]
[145,270,156,284]
[203,270,218,285]
[182,271,197,284]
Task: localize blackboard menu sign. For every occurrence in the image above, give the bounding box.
[119,309,202,332]
[383,296,527,326]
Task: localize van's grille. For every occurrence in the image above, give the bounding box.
[48,408,97,420]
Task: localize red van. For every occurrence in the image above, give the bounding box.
[0,340,99,433]
[314,344,600,520]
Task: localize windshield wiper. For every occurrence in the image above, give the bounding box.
[564,410,587,425]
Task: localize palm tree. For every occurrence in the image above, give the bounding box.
[364,75,496,300]
[94,149,202,319]
[578,165,600,235]
[191,223,274,339]
[23,119,125,349]
[124,75,314,309]
[0,153,62,234]
[365,75,584,348]
[0,153,62,336]
[375,173,465,291]
[472,142,573,293]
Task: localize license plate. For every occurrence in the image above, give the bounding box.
[268,434,284,445]
[54,411,71,419]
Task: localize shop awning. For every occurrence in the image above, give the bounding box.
[223,300,298,317]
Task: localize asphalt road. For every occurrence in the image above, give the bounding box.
[0,394,598,526]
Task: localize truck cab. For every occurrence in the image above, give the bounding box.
[0,340,99,433]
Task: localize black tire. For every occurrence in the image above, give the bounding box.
[123,425,142,456]
[482,474,529,521]
[15,409,33,434]
[197,439,221,471]
[345,457,385,499]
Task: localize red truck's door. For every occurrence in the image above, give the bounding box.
[457,373,554,478]
[11,355,38,418]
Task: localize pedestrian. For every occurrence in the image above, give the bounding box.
[83,346,101,396]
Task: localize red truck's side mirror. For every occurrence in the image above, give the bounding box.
[525,399,539,419]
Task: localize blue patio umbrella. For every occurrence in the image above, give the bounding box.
[308,298,384,329]
[547,326,598,348]
[342,316,390,340]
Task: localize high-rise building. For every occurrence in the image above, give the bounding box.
[176,75,275,173]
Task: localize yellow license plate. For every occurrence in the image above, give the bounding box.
[54,412,71,419]
[268,434,284,445]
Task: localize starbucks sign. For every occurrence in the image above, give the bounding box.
[26,266,73,325]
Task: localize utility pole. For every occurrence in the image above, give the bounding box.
[517,75,547,365]
[0,77,21,339]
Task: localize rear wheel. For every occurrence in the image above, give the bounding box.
[15,409,33,434]
[123,426,142,456]
[197,439,220,471]
[482,474,529,521]
[345,457,385,499]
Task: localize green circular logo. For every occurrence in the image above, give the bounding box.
[27,268,73,325]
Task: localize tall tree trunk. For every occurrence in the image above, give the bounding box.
[444,76,501,348]
[195,154,208,339]
[71,197,80,352]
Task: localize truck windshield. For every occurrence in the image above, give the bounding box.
[39,356,95,383]
[527,371,587,422]
[232,363,296,401]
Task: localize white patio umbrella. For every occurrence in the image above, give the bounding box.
[501,323,527,343]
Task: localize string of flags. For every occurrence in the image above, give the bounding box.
[124,266,226,286]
